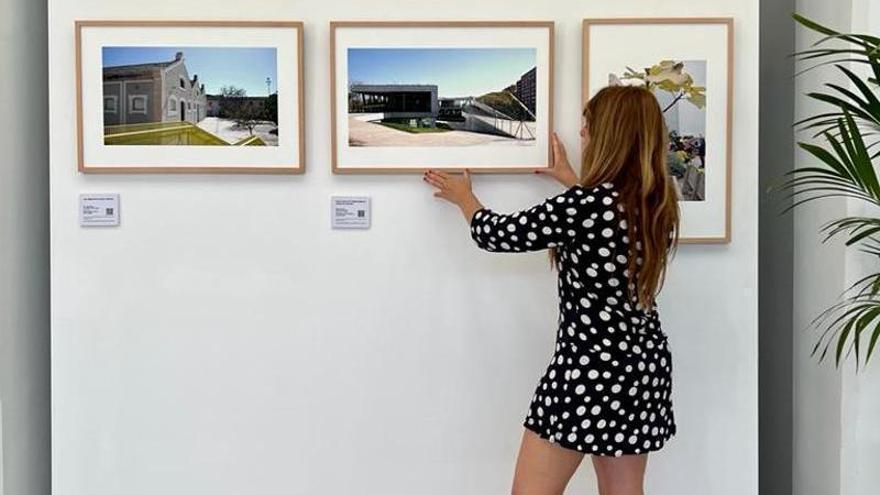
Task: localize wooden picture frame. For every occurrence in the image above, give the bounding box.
[75,20,305,174]
[330,21,554,174]
[583,18,734,244]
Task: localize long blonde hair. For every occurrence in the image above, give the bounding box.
[558,85,680,309]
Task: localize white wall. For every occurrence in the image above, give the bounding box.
[840,3,880,495]
[0,1,51,495]
[792,3,848,495]
[48,1,759,494]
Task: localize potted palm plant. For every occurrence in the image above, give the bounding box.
[779,14,880,368]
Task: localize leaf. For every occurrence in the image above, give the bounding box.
[866,325,880,362]
[852,307,880,368]
[795,58,875,78]
[687,91,706,109]
[808,93,875,123]
[798,139,850,175]
[839,65,880,116]
[793,13,838,37]
[842,112,880,198]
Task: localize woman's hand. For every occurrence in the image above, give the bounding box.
[536,132,579,188]
[423,169,484,222]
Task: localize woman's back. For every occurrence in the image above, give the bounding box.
[468,180,675,456]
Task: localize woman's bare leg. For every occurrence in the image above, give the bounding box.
[590,453,648,495]
[511,428,585,495]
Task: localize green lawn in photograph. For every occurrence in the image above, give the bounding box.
[377,120,452,134]
[104,122,229,145]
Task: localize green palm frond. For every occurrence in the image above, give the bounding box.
[777,114,880,212]
[776,14,880,368]
[820,217,880,246]
[797,65,880,139]
[807,277,880,368]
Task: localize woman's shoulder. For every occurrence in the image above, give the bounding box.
[567,181,620,205]
[537,182,621,221]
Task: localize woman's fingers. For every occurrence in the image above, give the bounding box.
[424,176,446,190]
[427,169,449,179]
[425,168,474,195]
[554,136,567,164]
[423,170,448,188]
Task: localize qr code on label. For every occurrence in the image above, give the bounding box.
[105,208,114,215]
[357,210,365,217]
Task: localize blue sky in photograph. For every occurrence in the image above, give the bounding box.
[103,46,277,96]
[348,48,535,97]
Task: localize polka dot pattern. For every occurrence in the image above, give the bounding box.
[469,182,676,456]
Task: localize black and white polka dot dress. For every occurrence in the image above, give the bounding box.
[469,182,676,457]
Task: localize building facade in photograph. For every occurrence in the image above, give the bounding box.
[349,84,439,121]
[103,51,208,126]
[515,67,537,114]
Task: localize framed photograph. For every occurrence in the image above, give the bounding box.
[75,20,304,174]
[330,21,554,173]
[583,18,734,244]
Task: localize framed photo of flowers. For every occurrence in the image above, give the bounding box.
[583,18,734,244]
[75,20,305,173]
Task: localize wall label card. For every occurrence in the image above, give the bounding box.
[331,196,371,229]
[79,193,119,226]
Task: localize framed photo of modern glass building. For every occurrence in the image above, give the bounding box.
[75,20,304,173]
[583,18,734,243]
[330,21,554,173]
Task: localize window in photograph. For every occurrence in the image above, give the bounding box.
[103,95,117,113]
[128,94,147,114]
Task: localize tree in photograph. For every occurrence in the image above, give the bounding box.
[476,90,534,122]
[219,85,262,136]
[611,60,707,112]
[348,82,366,113]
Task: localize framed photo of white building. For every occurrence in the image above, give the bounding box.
[330,21,554,173]
[583,18,734,244]
[75,20,304,173]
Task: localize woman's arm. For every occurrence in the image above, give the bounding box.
[423,131,579,219]
[423,169,589,253]
[423,131,582,252]
[466,190,585,252]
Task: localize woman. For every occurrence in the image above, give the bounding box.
[423,86,680,495]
